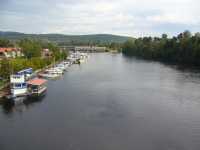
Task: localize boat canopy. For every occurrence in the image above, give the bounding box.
[27,78,47,86]
[17,68,33,75]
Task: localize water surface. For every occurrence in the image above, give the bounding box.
[1,53,200,150]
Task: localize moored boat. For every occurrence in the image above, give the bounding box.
[17,68,34,80]
[63,61,71,66]
[56,63,68,71]
[38,72,60,79]
[46,67,63,74]
[27,78,47,97]
[9,74,28,101]
[79,58,85,63]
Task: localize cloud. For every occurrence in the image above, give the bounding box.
[0,0,200,37]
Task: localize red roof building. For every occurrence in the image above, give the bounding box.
[0,47,20,52]
[0,47,23,59]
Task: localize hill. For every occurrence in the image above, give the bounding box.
[0,31,132,45]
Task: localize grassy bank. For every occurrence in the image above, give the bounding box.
[0,57,53,80]
[0,80,5,89]
[0,57,63,91]
[0,80,9,99]
[0,57,64,99]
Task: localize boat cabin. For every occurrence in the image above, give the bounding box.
[10,74,27,98]
[17,68,33,80]
[27,78,47,96]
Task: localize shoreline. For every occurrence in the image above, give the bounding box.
[0,82,9,99]
[0,60,62,100]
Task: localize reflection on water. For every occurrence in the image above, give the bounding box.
[1,95,46,115]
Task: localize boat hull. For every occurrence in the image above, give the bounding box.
[11,88,28,98]
[39,73,60,79]
[30,87,47,97]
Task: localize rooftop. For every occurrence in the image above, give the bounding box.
[27,78,47,86]
[0,47,21,53]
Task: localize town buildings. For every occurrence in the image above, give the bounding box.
[0,47,23,59]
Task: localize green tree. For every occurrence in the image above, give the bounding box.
[19,39,42,58]
[122,30,200,66]
[0,38,14,47]
[162,34,168,39]
[0,59,11,79]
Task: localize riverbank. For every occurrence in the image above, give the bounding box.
[0,87,9,99]
[122,31,200,67]
[0,80,9,99]
[0,51,90,100]
[0,59,62,100]
[0,80,7,89]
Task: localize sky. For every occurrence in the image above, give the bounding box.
[0,0,200,37]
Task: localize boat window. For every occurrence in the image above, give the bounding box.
[22,83,27,86]
[15,83,22,87]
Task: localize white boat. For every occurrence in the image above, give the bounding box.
[46,67,63,74]
[56,63,68,71]
[10,74,28,99]
[17,68,34,80]
[63,62,69,68]
[68,52,89,64]
[79,58,85,63]
[79,54,88,63]
[68,57,76,64]
[38,72,60,79]
[63,61,71,66]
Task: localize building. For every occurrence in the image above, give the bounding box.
[75,46,106,52]
[0,47,23,59]
[60,46,107,52]
[41,48,52,58]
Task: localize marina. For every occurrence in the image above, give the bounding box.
[3,52,90,102]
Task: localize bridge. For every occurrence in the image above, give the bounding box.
[60,46,107,52]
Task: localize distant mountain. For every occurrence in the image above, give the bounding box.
[0,31,132,45]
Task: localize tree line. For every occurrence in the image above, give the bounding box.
[122,30,200,66]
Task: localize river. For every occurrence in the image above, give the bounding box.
[1,53,200,150]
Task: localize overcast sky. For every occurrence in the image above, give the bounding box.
[0,0,200,37]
